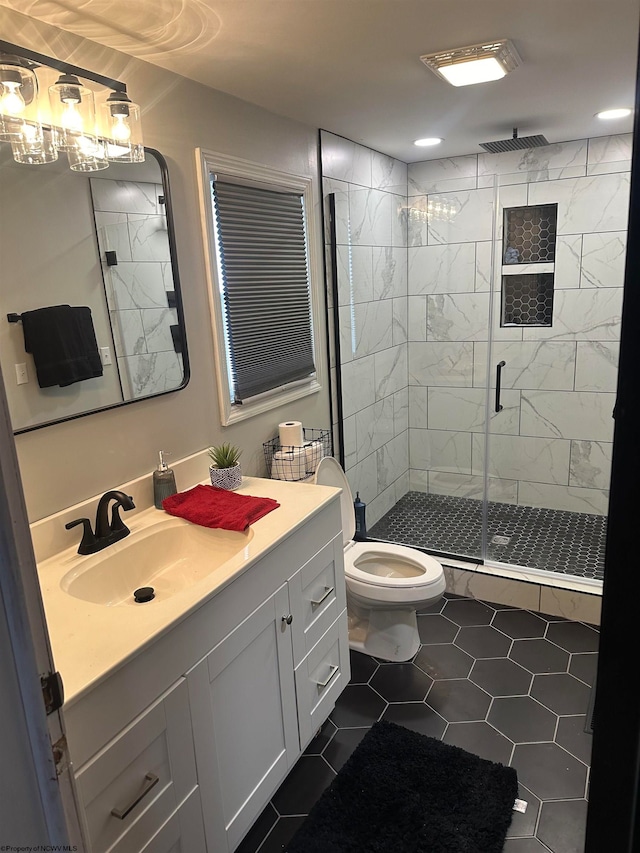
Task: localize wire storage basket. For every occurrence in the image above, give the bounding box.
[263,428,332,482]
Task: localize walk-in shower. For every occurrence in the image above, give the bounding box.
[321,129,629,587]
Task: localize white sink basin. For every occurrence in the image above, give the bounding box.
[60,517,254,606]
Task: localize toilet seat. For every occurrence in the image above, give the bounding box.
[314,457,444,600]
[345,541,444,589]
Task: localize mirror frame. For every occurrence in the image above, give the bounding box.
[10,147,190,435]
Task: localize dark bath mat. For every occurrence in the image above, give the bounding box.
[286,719,518,853]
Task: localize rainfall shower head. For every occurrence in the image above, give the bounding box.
[479,127,549,153]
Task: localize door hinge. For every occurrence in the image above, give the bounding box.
[51,734,69,776]
[41,670,64,715]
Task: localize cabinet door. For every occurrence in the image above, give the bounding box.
[188,584,299,853]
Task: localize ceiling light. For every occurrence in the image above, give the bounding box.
[420,40,521,87]
[414,137,443,147]
[596,108,632,120]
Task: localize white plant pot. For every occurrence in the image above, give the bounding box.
[209,463,242,491]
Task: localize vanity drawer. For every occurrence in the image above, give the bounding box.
[295,610,350,749]
[75,678,197,853]
[123,787,206,853]
[289,535,346,663]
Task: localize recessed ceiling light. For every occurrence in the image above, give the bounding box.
[596,108,632,120]
[420,39,521,87]
[414,137,443,147]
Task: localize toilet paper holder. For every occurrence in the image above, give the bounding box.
[263,427,332,481]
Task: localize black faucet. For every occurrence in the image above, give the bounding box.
[66,490,136,555]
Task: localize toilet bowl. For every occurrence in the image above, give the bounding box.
[314,457,445,662]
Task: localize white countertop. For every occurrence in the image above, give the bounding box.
[36,476,340,705]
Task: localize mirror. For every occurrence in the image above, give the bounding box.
[0,146,189,434]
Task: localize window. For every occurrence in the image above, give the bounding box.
[197,150,323,425]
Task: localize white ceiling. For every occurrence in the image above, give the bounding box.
[2,0,640,162]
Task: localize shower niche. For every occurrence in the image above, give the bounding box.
[501,203,558,327]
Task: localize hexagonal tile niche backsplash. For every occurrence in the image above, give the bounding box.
[504,204,558,264]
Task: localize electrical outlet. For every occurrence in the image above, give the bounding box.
[15,363,28,385]
[100,346,112,366]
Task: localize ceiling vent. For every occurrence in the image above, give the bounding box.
[479,128,549,153]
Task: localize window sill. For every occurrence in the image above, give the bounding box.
[221,378,322,426]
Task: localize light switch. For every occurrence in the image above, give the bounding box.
[100,346,112,366]
[15,363,28,385]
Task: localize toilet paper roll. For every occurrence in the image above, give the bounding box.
[271,447,307,481]
[279,420,304,447]
[304,440,324,474]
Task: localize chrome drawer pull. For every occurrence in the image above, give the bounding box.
[310,586,334,607]
[314,664,339,690]
[110,772,159,820]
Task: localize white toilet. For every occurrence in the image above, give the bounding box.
[314,457,446,662]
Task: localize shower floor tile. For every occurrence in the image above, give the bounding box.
[368,492,605,580]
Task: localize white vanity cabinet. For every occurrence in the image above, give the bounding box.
[62,496,348,853]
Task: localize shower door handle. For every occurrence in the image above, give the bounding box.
[495,361,506,412]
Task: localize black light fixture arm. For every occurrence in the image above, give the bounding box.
[0,39,127,94]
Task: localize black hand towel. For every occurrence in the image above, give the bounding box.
[21,305,104,388]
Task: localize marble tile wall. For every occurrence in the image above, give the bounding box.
[321,131,408,527]
[90,178,182,399]
[406,133,631,515]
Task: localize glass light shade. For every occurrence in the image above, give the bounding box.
[102,92,144,162]
[48,74,96,151]
[438,56,506,87]
[0,58,38,141]
[66,134,108,172]
[11,124,58,164]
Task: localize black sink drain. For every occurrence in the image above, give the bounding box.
[133,586,155,603]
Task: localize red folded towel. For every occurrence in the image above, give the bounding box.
[162,484,280,532]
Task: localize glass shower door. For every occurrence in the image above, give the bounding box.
[482,170,623,582]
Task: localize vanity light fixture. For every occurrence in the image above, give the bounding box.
[414,137,443,147]
[596,108,632,120]
[420,39,521,87]
[0,39,144,171]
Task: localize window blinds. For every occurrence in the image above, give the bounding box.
[211,179,316,402]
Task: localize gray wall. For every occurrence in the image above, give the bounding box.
[0,7,331,521]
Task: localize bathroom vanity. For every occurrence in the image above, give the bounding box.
[33,473,349,853]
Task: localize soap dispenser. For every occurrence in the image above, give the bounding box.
[153,451,177,509]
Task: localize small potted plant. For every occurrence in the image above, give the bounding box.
[208,443,243,491]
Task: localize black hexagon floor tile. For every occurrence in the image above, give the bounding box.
[415,643,474,680]
[510,638,570,674]
[271,755,335,815]
[489,696,557,743]
[555,715,593,765]
[546,621,600,653]
[530,673,591,716]
[330,684,387,728]
[512,743,588,800]
[506,783,542,839]
[303,717,336,755]
[443,721,513,765]
[470,658,533,697]
[568,652,598,686]
[443,598,496,626]
[369,662,432,702]
[255,816,306,853]
[348,649,379,684]
[426,678,492,722]
[381,701,447,739]
[455,625,512,658]
[322,727,369,773]
[417,613,459,643]
[492,609,548,639]
[537,799,589,853]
